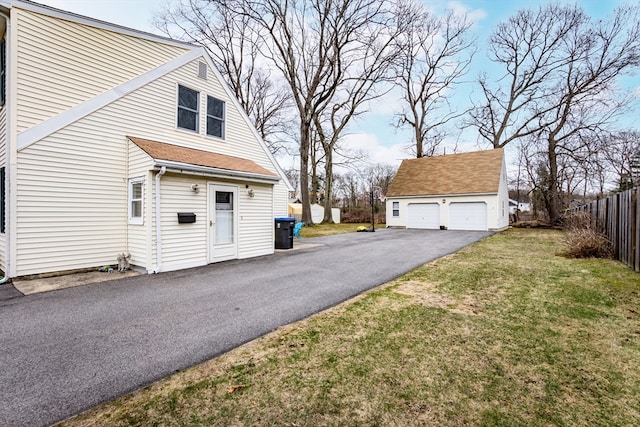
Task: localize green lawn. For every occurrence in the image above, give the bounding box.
[299,222,384,238]
[62,229,640,426]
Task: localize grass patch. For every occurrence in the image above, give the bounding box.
[60,229,640,426]
[299,222,384,238]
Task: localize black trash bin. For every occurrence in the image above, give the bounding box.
[275,217,296,249]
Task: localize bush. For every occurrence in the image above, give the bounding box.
[341,207,386,224]
[560,212,613,259]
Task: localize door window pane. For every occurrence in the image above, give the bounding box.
[216,191,233,244]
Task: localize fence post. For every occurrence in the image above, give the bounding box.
[635,188,639,272]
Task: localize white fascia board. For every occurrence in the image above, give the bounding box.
[390,192,499,199]
[17,48,204,151]
[199,54,294,192]
[8,0,195,49]
[153,160,281,184]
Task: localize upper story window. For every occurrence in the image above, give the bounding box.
[207,96,225,139]
[177,85,199,132]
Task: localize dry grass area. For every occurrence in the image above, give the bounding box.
[299,222,384,237]
[60,229,640,426]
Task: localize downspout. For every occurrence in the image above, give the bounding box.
[153,166,166,273]
[0,11,10,284]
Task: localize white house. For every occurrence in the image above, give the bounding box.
[0,0,292,279]
[509,199,531,214]
[385,149,508,231]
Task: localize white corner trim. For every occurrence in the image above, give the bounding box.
[17,48,205,151]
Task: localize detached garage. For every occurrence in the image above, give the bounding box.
[385,149,509,231]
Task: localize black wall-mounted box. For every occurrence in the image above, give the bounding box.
[177,213,196,224]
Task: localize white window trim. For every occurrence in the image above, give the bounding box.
[392,201,399,217]
[129,177,144,225]
[206,95,225,140]
[176,84,200,134]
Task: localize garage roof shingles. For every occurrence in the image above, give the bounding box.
[386,148,504,197]
[128,136,277,177]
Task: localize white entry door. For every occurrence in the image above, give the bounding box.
[449,202,487,231]
[208,184,238,263]
[407,203,440,229]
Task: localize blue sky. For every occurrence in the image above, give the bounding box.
[37,0,638,169]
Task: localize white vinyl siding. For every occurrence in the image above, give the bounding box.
[237,183,274,259]
[14,8,190,133]
[16,134,128,276]
[127,141,153,271]
[0,107,5,273]
[12,43,285,275]
[158,174,208,272]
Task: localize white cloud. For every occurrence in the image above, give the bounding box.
[447,1,488,25]
[339,132,410,168]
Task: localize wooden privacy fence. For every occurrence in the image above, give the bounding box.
[569,187,639,272]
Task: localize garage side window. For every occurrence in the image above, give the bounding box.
[129,178,143,225]
[392,201,399,217]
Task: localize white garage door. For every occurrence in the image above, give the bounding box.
[449,202,487,231]
[407,203,440,229]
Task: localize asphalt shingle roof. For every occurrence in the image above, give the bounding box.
[386,148,504,197]
[128,136,277,178]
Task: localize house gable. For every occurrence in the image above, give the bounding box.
[16,49,204,151]
[11,4,193,133]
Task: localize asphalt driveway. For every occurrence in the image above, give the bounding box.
[0,228,491,426]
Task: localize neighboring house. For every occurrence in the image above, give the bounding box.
[385,149,508,231]
[509,199,530,214]
[287,203,340,224]
[0,0,292,278]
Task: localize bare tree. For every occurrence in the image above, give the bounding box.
[312,18,398,222]
[470,4,582,149]
[539,5,640,220]
[154,0,293,152]
[220,0,397,224]
[601,130,640,191]
[394,1,475,158]
[472,3,640,222]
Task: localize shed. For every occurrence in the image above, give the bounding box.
[385,149,508,231]
[288,203,340,224]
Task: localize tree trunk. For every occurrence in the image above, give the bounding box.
[546,136,561,223]
[299,121,313,224]
[322,148,334,223]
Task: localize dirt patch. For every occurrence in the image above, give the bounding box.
[394,280,483,316]
[13,269,141,295]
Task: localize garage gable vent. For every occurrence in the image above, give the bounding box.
[197,61,207,80]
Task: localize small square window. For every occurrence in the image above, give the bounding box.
[392,201,399,217]
[129,178,143,224]
[207,96,225,138]
[177,85,199,132]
